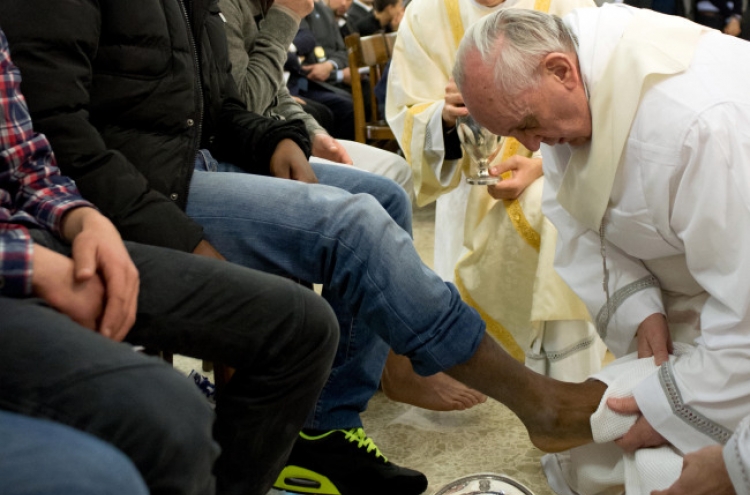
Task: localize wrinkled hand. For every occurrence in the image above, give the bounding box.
[312,133,353,164]
[31,243,106,333]
[486,156,542,200]
[303,62,334,82]
[270,138,319,183]
[275,0,315,18]
[652,445,735,495]
[724,17,742,37]
[637,313,672,365]
[442,77,469,128]
[607,396,667,453]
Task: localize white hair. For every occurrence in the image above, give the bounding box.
[453,9,578,97]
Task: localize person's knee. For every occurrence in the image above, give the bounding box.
[290,286,339,376]
[0,411,148,495]
[65,438,149,495]
[364,178,413,234]
[89,364,218,493]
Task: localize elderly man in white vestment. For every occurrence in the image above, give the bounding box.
[454,4,750,494]
[384,0,606,398]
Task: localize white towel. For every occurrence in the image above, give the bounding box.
[543,344,693,495]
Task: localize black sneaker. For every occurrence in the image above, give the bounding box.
[274,428,428,495]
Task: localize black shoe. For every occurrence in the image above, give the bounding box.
[274,428,428,495]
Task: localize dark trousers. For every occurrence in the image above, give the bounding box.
[0,232,338,495]
[300,86,355,140]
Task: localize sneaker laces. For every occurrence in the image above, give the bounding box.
[341,428,388,463]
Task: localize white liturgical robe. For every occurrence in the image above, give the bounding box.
[542,0,750,465]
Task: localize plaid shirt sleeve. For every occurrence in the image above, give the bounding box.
[0,29,92,297]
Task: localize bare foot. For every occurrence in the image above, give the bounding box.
[445,334,607,453]
[381,351,488,411]
[522,378,607,453]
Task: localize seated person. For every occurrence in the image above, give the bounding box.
[347,0,374,27]
[694,0,743,36]
[221,0,412,192]
[1,2,608,495]
[325,0,358,38]
[301,0,352,90]
[355,0,404,35]
[286,26,356,140]
[0,25,338,495]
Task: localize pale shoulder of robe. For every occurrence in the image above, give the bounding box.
[386,0,595,206]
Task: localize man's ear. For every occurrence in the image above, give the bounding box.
[542,52,578,90]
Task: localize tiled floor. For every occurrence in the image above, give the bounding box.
[176,201,554,495]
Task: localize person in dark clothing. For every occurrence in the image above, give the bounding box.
[355,0,404,35]
[693,0,743,36]
[347,0,374,28]
[286,26,357,139]
[0,24,338,495]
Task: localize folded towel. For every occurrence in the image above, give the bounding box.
[542,344,693,495]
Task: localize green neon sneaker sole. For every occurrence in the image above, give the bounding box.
[274,428,427,495]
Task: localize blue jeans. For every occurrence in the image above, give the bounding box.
[187,151,485,429]
[0,410,148,495]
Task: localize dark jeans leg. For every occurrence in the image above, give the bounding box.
[0,297,218,495]
[122,242,339,495]
[299,96,336,135]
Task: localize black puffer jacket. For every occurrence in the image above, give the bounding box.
[0,0,311,252]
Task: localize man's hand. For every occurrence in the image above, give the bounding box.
[275,0,315,18]
[312,133,353,164]
[607,396,668,453]
[303,62,335,82]
[31,244,106,333]
[442,77,469,128]
[341,67,351,85]
[270,138,319,183]
[56,207,139,341]
[724,17,742,37]
[192,239,226,261]
[486,156,542,200]
[637,313,672,365]
[652,445,735,495]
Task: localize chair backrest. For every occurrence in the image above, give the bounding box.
[345,32,392,143]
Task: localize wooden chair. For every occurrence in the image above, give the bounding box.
[344,33,396,146]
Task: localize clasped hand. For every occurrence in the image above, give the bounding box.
[31,207,139,341]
